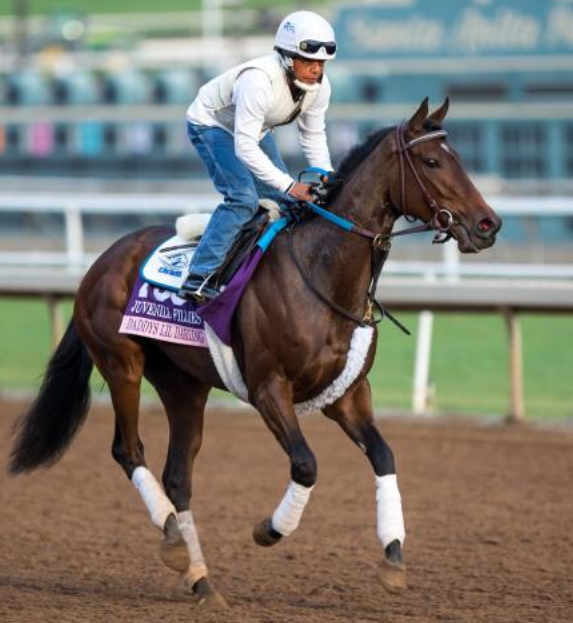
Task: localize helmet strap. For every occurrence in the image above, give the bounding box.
[276,49,303,100]
[276,48,294,70]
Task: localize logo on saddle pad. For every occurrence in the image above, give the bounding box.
[157,251,189,278]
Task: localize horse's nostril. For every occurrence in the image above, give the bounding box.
[478,218,494,233]
[477,217,499,236]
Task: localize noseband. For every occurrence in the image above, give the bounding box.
[393,124,454,243]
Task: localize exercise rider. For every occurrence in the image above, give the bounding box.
[180,10,337,301]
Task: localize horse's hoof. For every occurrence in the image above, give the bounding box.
[160,514,190,573]
[192,577,229,609]
[380,540,407,594]
[253,518,282,547]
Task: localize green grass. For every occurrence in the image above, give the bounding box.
[1,298,572,419]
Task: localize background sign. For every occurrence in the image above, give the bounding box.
[335,0,573,59]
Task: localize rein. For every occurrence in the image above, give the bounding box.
[287,124,452,331]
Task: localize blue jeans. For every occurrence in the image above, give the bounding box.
[187,121,289,278]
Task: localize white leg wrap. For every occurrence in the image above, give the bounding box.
[132,466,176,530]
[271,481,314,537]
[177,510,208,585]
[375,474,406,548]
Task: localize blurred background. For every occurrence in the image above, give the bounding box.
[1,0,572,421]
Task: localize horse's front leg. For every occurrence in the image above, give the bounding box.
[250,377,317,547]
[323,378,407,594]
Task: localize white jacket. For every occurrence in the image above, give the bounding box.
[187,53,333,192]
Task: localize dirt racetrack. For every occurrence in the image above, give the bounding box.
[1,399,572,623]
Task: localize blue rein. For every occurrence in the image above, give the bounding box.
[285,166,444,244]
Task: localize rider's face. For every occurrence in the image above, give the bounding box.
[292,58,325,85]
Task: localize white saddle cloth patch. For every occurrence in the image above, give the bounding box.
[205,322,375,413]
[140,213,212,291]
[141,234,197,291]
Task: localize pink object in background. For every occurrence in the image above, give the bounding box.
[29,123,54,156]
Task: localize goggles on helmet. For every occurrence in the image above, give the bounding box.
[297,40,337,55]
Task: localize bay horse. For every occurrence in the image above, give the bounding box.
[9,98,501,608]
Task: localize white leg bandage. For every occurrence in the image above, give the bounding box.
[375,474,406,547]
[132,466,176,530]
[272,481,314,537]
[177,510,208,585]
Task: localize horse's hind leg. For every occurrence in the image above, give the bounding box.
[250,377,317,547]
[144,351,227,608]
[84,334,182,564]
[323,378,407,594]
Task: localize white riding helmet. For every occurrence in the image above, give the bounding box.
[275,11,337,62]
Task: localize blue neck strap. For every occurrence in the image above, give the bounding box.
[303,201,355,232]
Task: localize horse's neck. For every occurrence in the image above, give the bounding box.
[299,168,396,315]
[332,138,396,231]
[306,140,397,312]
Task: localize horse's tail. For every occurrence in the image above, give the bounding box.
[9,320,94,475]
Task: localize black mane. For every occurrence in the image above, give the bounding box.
[326,119,443,204]
[325,126,394,204]
[333,126,394,184]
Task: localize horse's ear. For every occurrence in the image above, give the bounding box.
[407,97,429,132]
[427,97,450,126]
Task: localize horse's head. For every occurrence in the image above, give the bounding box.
[392,97,502,253]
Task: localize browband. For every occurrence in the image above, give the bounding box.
[404,130,448,149]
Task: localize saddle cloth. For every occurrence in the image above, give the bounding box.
[119,277,207,348]
[119,277,375,413]
[127,208,289,349]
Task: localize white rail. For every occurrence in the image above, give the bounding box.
[1,192,573,277]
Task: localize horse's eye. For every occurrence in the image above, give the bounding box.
[423,158,440,169]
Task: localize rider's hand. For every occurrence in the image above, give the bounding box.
[287,182,313,202]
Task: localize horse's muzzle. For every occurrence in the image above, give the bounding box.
[453,210,502,253]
